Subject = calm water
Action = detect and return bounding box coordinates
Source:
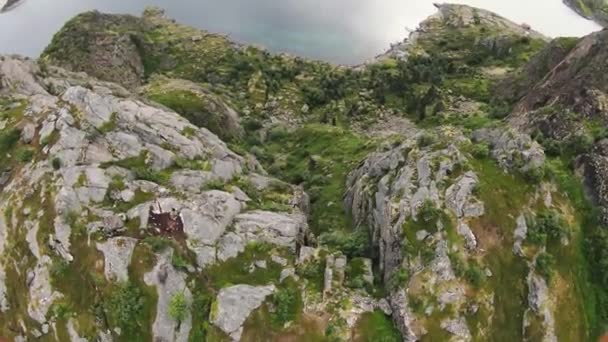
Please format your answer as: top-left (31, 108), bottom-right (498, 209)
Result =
top-left (0, 0), bottom-right (602, 65)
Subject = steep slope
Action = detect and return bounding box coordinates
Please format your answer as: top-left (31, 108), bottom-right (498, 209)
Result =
top-left (344, 126), bottom-right (591, 341)
top-left (565, 0), bottom-right (608, 26)
top-left (0, 55), bottom-right (340, 341)
top-left (2, 3), bottom-right (607, 342)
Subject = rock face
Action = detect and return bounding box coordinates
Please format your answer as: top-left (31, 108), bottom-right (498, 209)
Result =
top-left (509, 30), bottom-right (608, 137)
top-left (579, 139), bottom-right (608, 223)
top-left (0, 54), bottom-right (311, 340)
top-left (345, 129), bottom-right (481, 340)
top-left (211, 284), bottom-right (276, 341)
top-left (472, 127), bottom-right (545, 173)
top-left (564, 0), bottom-right (608, 26)
top-left (144, 250), bottom-right (193, 342)
top-left (96, 237), bottom-right (137, 282)
top-left (495, 37), bottom-right (580, 103)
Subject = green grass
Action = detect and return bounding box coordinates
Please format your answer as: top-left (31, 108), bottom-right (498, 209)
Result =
top-left (148, 89), bottom-right (229, 139)
top-left (467, 158), bottom-right (532, 341)
top-left (206, 243), bottom-right (286, 289)
top-left (255, 124), bottom-right (375, 236)
top-left (354, 310), bottom-right (402, 342)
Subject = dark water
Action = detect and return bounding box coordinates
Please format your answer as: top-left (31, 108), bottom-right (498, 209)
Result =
top-left (0, 0), bottom-right (601, 65)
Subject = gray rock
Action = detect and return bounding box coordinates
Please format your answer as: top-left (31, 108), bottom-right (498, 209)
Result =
top-left (102, 214), bottom-right (125, 235)
top-left (440, 317), bottom-right (472, 341)
top-left (144, 250), bottom-right (192, 342)
top-left (27, 256), bottom-right (63, 323)
top-left (170, 170), bottom-right (214, 193)
top-left (297, 246), bottom-right (316, 264)
top-left (67, 318), bottom-right (88, 342)
top-left (513, 214), bottom-right (528, 256)
top-left (416, 230), bottom-right (430, 241)
top-left (271, 255), bottom-right (288, 267)
top-left (234, 211), bottom-right (308, 251)
top-left (182, 191), bottom-right (242, 245)
top-left (526, 265), bottom-right (557, 342)
top-left (361, 258), bottom-right (375, 285)
top-left (445, 172), bottom-right (484, 218)
top-left (280, 268), bottom-right (296, 282)
top-left (21, 123), bottom-right (36, 144)
top-left (254, 260), bottom-right (267, 269)
top-left (217, 232), bottom-right (245, 262)
top-left (211, 284), bottom-right (275, 341)
top-left (96, 237), bottom-right (137, 282)
top-left (457, 221), bottom-right (478, 250)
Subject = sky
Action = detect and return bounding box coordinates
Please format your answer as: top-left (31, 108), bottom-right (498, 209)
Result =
top-left (0, 0), bottom-right (602, 64)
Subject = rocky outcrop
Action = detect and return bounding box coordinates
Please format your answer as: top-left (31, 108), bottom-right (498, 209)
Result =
top-left (143, 77), bottom-right (244, 141)
top-left (211, 284), bottom-right (276, 341)
top-left (509, 30), bottom-right (608, 135)
top-left (578, 139), bottom-right (608, 223)
top-left (472, 127), bottom-right (545, 173)
top-left (144, 250), bottom-right (193, 342)
top-left (345, 129), bottom-right (483, 340)
top-left (564, 0), bottom-right (608, 26)
top-left (233, 211), bottom-right (308, 251)
top-left (96, 237), bottom-right (137, 282)
top-left (495, 37), bottom-right (580, 103)
top-left (0, 54), bottom-right (313, 339)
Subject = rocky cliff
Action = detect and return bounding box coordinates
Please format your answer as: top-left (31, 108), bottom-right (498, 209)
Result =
top-left (0, 3), bottom-right (607, 342)
top-left (564, 0), bottom-right (608, 26)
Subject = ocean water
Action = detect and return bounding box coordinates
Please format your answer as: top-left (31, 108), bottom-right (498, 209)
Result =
top-left (0, 0), bottom-right (602, 64)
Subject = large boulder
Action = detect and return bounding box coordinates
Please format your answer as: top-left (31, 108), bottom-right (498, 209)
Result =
top-left (211, 284), bottom-right (276, 341)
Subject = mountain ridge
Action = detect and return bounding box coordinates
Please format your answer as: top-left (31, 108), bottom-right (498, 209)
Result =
top-left (0, 3), bottom-right (607, 341)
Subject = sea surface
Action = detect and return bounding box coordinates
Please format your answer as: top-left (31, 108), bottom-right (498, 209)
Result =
top-left (0, 0), bottom-right (602, 64)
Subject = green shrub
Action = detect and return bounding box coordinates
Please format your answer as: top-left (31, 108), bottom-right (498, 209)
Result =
top-left (171, 253), bottom-right (191, 271)
top-left (104, 283), bottom-right (145, 334)
top-left (51, 157), bottom-right (62, 170)
top-left (50, 301), bottom-right (72, 320)
top-left (16, 147), bottom-right (34, 163)
top-left (271, 284), bottom-right (301, 328)
top-left (168, 292), bottom-right (189, 324)
top-left (389, 268), bottom-right (410, 290)
top-left (417, 132), bottom-right (437, 147)
top-left (528, 211), bottom-right (569, 246)
top-left (268, 125), bottom-right (290, 142)
top-left (522, 165), bottom-right (546, 183)
top-left (50, 259), bottom-right (69, 283)
top-left (319, 229), bottom-right (369, 258)
top-left (132, 167), bottom-right (170, 184)
top-left (0, 128), bottom-right (20, 152)
top-left (535, 252), bottom-right (555, 282)
top-left (465, 265), bottom-right (486, 288)
top-left (143, 236), bottom-right (172, 252)
top-left (471, 143), bottom-right (490, 159)
top-left (181, 126), bottom-right (196, 137)
top-left (417, 200), bottom-right (442, 224)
